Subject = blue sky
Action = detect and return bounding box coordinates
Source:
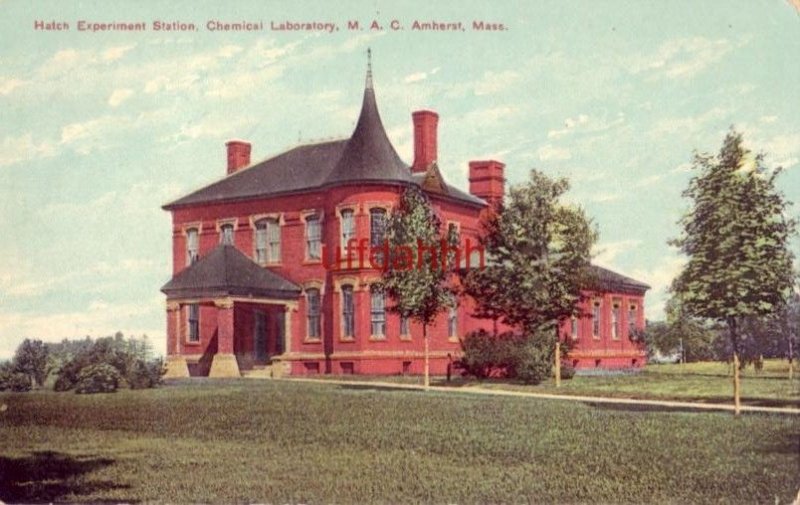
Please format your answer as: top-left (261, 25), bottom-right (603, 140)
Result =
top-left (1, 0), bottom-right (799, 359)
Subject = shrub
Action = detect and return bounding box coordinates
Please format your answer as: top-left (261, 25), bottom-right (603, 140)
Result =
top-left (514, 342), bottom-right (552, 385)
top-left (560, 362), bottom-right (576, 380)
top-left (126, 358), bottom-right (165, 389)
top-left (456, 330), bottom-right (524, 379)
top-left (75, 364), bottom-right (122, 394)
top-left (0, 362), bottom-right (33, 392)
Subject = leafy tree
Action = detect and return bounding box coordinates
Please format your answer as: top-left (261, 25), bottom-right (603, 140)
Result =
top-left (671, 129), bottom-right (797, 414)
top-left (12, 339), bottom-right (49, 388)
top-left (380, 186), bottom-right (457, 389)
top-left (462, 169), bottom-right (597, 384)
top-left (646, 298), bottom-right (720, 362)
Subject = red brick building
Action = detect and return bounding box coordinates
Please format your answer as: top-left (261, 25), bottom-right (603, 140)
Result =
top-left (161, 60), bottom-right (649, 378)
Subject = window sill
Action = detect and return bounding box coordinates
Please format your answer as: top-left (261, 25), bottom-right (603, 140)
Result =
top-left (368, 336), bottom-right (387, 342)
top-left (447, 336), bottom-right (459, 343)
top-left (302, 260), bottom-right (322, 266)
top-left (303, 338), bottom-right (322, 344)
top-left (260, 262), bottom-right (283, 267)
top-left (339, 336), bottom-right (356, 343)
top-left (399, 335), bottom-right (412, 342)
top-left (184, 341), bottom-right (201, 346)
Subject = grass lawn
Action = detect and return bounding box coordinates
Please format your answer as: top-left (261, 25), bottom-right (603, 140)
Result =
top-left (1, 379), bottom-right (798, 504)
top-left (319, 359), bottom-right (800, 408)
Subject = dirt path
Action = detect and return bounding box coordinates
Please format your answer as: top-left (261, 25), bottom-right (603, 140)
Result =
top-left (277, 377), bottom-right (800, 415)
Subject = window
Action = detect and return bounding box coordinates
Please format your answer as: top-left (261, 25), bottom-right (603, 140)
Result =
top-left (306, 288), bottom-right (321, 339)
top-left (612, 302), bottom-right (621, 340)
top-left (187, 304), bottom-right (199, 342)
top-left (592, 301), bottom-right (601, 338)
top-left (448, 307), bottom-right (458, 338)
top-left (186, 228), bottom-right (199, 266)
top-left (400, 316), bottom-right (410, 337)
top-left (220, 223), bottom-right (234, 245)
top-left (370, 208), bottom-right (387, 247)
top-left (570, 317), bottom-right (578, 340)
top-left (341, 285), bottom-right (355, 338)
top-left (370, 287), bottom-right (386, 337)
top-left (628, 304), bottom-right (637, 336)
top-left (306, 215), bottom-right (321, 260)
top-left (341, 209), bottom-right (356, 247)
top-left (255, 218), bottom-right (280, 264)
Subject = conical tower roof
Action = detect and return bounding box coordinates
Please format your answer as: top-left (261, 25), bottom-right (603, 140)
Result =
top-left (324, 51), bottom-right (413, 186)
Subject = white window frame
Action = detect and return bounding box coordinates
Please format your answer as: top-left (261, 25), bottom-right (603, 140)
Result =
top-left (370, 287), bottom-right (386, 338)
top-left (186, 303), bottom-right (200, 343)
top-left (341, 284), bottom-right (355, 339)
top-left (185, 227), bottom-right (199, 266)
top-left (305, 214), bottom-right (322, 261)
top-left (306, 288), bottom-right (321, 340)
top-left (592, 301), bottom-right (601, 339)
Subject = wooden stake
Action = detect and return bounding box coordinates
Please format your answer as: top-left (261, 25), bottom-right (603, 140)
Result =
top-left (733, 352), bottom-right (741, 416)
top-left (555, 340), bottom-right (561, 388)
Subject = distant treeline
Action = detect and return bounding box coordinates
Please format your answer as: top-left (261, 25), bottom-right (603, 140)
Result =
top-left (0, 332), bottom-right (165, 393)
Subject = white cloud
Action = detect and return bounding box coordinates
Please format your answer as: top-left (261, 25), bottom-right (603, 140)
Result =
top-left (761, 133), bottom-right (800, 169)
top-left (0, 298), bottom-right (166, 359)
top-left (759, 115), bottom-right (778, 124)
top-left (0, 77), bottom-right (25, 95)
top-left (108, 88), bottom-right (134, 107)
top-left (650, 107), bottom-right (728, 137)
top-left (59, 116), bottom-right (122, 153)
top-left (0, 133), bottom-right (56, 167)
top-left (101, 44), bottom-right (136, 62)
top-left (631, 37), bottom-right (734, 80)
top-left (404, 72), bottom-right (428, 83)
top-left (474, 70), bottom-right (520, 96)
top-left (537, 144), bottom-right (572, 161)
top-left (631, 255), bottom-right (687, 320)
top-left (593, 239), bottom-right (642, 267)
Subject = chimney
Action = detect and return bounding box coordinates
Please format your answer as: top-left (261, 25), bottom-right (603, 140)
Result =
top-left (226, 140), bottom-right (251, 175)
top-left (412, 110), bottom-right (438, 172)
top-left (468, 160), bottom-right (505, 206)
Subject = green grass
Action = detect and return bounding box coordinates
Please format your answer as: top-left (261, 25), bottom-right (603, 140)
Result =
top-left (320, 359), bottom-right (800, 408)
top-left (1, 379), bottom-right (798, 503)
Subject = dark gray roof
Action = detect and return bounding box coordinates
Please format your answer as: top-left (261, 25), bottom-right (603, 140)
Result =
top-left (589, 265), bottom-right (650, 294)
top-left (411, 173), bottom-right (485, 205)
top-left (161, 244), bottom-right (301, 300)
top-left (164, 140), bottom-right (348, 209)
top-left (163, 73), bottom-right (484, 210)
top-left (324, 84), bottom-right (413, 186)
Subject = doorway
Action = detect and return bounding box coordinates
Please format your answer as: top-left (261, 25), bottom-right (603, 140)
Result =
top-left (254, 310), bottom-right (268, 364)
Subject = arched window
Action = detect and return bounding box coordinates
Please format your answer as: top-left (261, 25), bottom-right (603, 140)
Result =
top-left (220, 223), bottom-right (234, 245)
top-left (611, 302), bottom-right (621, 340)
top-left (186, 228), bottom-right (199, 266)
top-left (255, 218), bottom-right (280, 264)
top-left (341, 209), bottom-right (356, 248)
top-left (370, 208), bottom-right (387, 247)
top-left (370, 287), bottom-right (386, 338)
top-left (448, 307), bottom-right (458, 338)
top-left (306, 215), bottom-right (322, 260)
top-left (341, 285), bottom-right (355, 338)
top-left (400, 316), bottom-right (410, 337)
top-left (592, 301), bottom-right (601, 339)
top-left (306, 288), bottom-right (321, 339)
top-left (187, 304), bottom-right (200, 342)
top-left (628, 304), bottom-right (638, 336)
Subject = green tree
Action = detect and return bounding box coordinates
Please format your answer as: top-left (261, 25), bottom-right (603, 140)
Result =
top-left (12, 339), bottom-right (49, 387)
top-left (462, 169), bottom-right (597, 384)
top-left (647, 297), bottom-right (720, 362)
top-left (380, 186), bottom-right (457, 389)
top-left (671, 129), bottom-right (797, 414)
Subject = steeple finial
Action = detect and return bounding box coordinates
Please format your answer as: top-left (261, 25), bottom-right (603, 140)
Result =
top-left (366, 47), bottom-right (373, 89)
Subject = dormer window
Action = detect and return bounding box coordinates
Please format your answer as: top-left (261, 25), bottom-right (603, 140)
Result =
top-left (220, 223), bottom-right (234, 245)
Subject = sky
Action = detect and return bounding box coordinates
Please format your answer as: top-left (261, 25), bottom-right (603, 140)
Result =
top-left (1, 0), bottom-right (799, 359)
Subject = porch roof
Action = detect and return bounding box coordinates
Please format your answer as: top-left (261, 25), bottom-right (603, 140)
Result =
top-left (161, 244), bottom-right (302, 300)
